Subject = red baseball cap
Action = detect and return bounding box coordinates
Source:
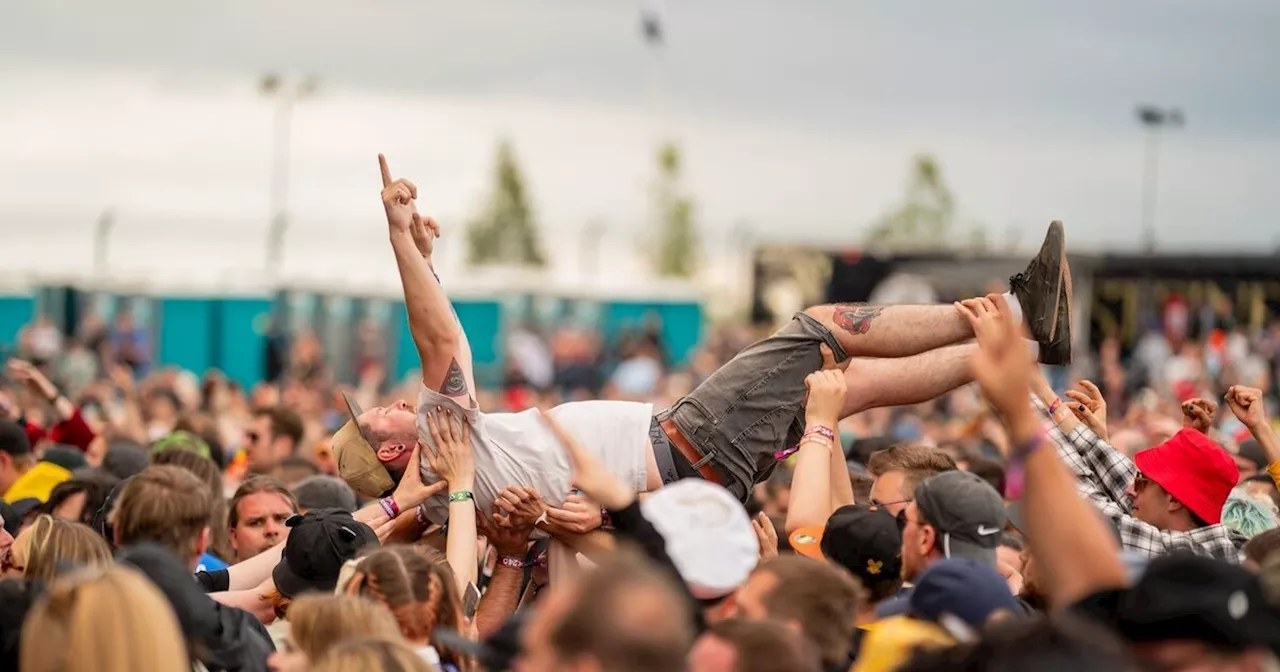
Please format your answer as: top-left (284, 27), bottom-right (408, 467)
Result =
top-left (1134, 428), bottom-right (1236, 525)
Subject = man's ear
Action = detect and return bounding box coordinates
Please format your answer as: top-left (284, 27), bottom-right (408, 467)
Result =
top-left (376, 443), bottom-right (406, 463)
top-left (920, 525), bottom-right (938, 558)
top-left (196, 527), bottom-right (210, 559)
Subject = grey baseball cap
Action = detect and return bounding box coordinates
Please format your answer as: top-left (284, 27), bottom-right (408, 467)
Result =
top-left (914, 470), bottom-right (1006, 567)
top-left (293, 475), bottom-right (360, 513)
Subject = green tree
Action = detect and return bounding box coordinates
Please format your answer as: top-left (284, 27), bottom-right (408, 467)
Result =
top-left (865, 155), bottom-right (956, 251)
top-left (650, 142), bottom-right (699, 277)
top-left (467, 140), bottom-right (547, 267)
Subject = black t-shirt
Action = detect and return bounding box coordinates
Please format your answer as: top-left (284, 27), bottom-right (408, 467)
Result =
top-left (195, 568), bottom-right (231, 594)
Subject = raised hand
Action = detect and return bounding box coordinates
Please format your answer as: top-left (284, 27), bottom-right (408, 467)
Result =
top-left (6, 359), bottom-right (56, 400)
top-left (956, 295), bottom-right (1010, 349)
top-left (541, 411), bottom-right (633, 511)
top-left (410, 209), bottom-right (441, 259)
top-left (378, 154), bottom-right (422, 236)
top-left (544, 493), bottom-right (604, 535)
top-left (968, 295), bottom-right (1035, 423)
top-left (753, 512), bottom-right (779, 560)
top-left (493, 486), bottom-right (546, 530)
top-left (1066, 380), bottom-right (1109, 440)
top-left (1226, 385), bottom-right (1268, 431)
top-left (478, 505), bottom-right (534, 557)
top-left (1181, 397), bottom-right (1218, 435)
top-left (804, 345), bottom-right (848, 426)
top-left (425, 408), bottom-right (476, 493)
top-left (391, 443), bottom-right (449, 513)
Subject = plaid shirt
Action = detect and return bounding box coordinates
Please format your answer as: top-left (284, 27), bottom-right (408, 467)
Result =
top-left (1032, 397), bottom-right (1245, 563)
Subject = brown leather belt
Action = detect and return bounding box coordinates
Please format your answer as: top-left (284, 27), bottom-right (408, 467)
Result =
top-left (659, 417), bottom-right (724, 486)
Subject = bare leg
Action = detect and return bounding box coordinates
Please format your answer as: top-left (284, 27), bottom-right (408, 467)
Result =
top-left (804, 303), bottom-right (973, 360)
top-left (839, 343), bottom-right (976, 417)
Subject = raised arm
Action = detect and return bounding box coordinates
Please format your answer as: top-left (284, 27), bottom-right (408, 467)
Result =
top-left (378, 154), bottom-right (477, 404)
top-left (785, 345), bottom-right (849, 535)
top-left (1227, 386), bottom-right (1280, 469)
top-left (960, 296), bottom-right (1126, 607)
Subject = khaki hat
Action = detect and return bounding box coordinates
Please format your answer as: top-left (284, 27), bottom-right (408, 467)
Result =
top-left (333, 392), bottom-right (395, 499)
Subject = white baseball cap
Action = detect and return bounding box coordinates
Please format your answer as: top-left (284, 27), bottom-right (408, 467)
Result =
top-left (640, 479), bottom-right (758, 600)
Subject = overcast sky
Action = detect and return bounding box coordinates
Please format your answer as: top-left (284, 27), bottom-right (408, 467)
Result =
top-left (1, 0), bottom-right (1277, 286)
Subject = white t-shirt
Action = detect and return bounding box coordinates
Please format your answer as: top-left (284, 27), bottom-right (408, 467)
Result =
top-left (415, 386), bottom-right (652, 525)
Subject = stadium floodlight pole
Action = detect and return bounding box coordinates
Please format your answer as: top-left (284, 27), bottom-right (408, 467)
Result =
top-left (262, 74), bottom-right (318, 278)
top-left (1136, 105), bottom-right (1184, 255)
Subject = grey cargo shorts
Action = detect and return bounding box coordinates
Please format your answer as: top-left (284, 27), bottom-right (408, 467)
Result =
top-left (657, 312), bottom-right (849, 501)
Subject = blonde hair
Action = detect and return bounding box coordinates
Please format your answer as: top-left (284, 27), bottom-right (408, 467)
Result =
top-left (20, 564), bottom-right (189, 672)
top-left (286, 594), bottom-right (404, 662)
top-left (312, 637), bottom-right (435, 672)
top-left (344, 545), bottom-right (467, 669)
top-left (11, 515), bottom-right (112, 582)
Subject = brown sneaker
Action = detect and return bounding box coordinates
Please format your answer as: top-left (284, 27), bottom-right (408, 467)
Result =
top-left (1009, 221), bottom-right (1072, 365)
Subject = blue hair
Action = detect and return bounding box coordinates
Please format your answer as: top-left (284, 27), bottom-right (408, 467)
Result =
top-left (1221, 489), bottom-right (1279, 539)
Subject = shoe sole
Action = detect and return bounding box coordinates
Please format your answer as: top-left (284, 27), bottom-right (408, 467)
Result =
top-left (1041, 221), bottom-right (1065, 343)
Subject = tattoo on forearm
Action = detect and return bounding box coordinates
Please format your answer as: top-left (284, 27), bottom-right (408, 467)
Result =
top-left (832, 303), bottom-right (884, 336)
top-left (440, 358), bottom-right (469, 396)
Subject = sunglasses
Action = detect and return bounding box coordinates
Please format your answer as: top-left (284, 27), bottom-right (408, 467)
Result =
top-left (1134, 473), bottom-right (1153, 492)
top-left (870, 498), bottom-right (913, 530)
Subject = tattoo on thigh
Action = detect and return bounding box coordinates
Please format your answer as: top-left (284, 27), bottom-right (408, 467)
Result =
top-left (832, 303), bottom-right (884, 336)
top-left (440, 358), bottom-right (469, 396)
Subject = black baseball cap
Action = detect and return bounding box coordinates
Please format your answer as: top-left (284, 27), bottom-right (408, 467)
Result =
top-left (790, 504), bottom-right (903, 595)
top-left (915, 471), bottom-right (1005, 566)
top-left (272, 508), bottom-right (378, 598)
top-left (0, 421), bottom-right (31, 458)
top-left (1114, 553), bottom-right (1280, 653)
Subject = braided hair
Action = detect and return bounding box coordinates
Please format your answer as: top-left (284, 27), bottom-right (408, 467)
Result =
top-left (345, 545), bottom-right (469, 671)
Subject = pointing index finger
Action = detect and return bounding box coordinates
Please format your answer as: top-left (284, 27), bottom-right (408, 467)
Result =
top-left (378, 154), bottom-right (393, 188)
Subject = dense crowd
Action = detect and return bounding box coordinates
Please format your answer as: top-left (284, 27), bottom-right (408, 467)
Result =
top-left (1, 155), bottom-right (1280, 672)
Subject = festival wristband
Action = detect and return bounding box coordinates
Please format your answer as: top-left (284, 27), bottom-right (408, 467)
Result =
top-left (1010, 432), bottom-right (1046, 463)
top-left (1004, 464), bottom-right (1025, 501)
top-left (449, 491), bottom-right (475, 504)
top-left (797, 436), bottom-right (833, 453)
top-left (379, 496), bottom-right (400, 519)
top-left (803, 425), bottom-right (836, 441)
top-left (498, 555), bottom-right (528, 570)
top-left (1048, 398), bottom-right (1061, 416)
top-left (415, 505), bottom-right (428, 527)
